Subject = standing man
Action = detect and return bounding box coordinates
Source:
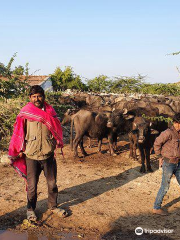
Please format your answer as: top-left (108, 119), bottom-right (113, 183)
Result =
top-left (9, 85), bottom-right (68, 221)
top-left (153, 113), bottom-right (180, 215)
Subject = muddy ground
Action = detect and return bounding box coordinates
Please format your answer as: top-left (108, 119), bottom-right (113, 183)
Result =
top-left (1, 137), bottom-right (180, 240)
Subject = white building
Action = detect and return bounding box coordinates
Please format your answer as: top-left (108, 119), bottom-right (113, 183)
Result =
top-left (0, 75), bottom-right (54, 92)
top-left (27, 76), bottom-right (53, 92)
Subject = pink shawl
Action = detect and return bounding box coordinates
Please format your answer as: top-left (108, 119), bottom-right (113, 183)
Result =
top-left (8, 102), bottom-right (63, 179)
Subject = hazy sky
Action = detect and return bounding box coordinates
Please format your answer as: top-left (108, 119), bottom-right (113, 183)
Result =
top-left (0, 0), bottom-right (180, 83)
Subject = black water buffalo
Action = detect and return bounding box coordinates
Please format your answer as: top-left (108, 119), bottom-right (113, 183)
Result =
top-left (71, 109), bottom-right (133, 158)
top-left (62, 109), bottom-right (92, 150)
top-left (61, 109), bottom-right (78, 125)
top-left (128, 116), bottom-right (159, 173)
top-left (113, 99), bottom-right (176, 117)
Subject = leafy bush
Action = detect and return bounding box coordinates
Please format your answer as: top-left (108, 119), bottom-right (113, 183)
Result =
top-left (142, 114), bottom-right (173, 123)
top-left (140, 83), bottom-right (180, 96)
top-left (87, 75), bottom-right (112, 93)
top-left (0, 54), bottom-right (30, 101)
top-left (110, 75), bottom-right (145, 93)
top-left (0, 93), bottom-right (71, 150)
top-left (0, 98), bottom-right (28, 150)
top-left (51, 66), bottom-right (87, 91)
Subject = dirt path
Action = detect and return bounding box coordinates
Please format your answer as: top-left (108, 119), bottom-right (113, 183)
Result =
top-left (0, 139), bottom-right (180, 239)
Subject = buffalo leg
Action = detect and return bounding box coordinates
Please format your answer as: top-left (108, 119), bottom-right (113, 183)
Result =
top-left (97, 138), bottom-right (102, 152)
top-left (108, 134), bottom-right (117, 156)
top-left (129, 140), bottom-right (134, 158)
top-left (88, 137), bottom-right (92, 148)
top-left (129, 132), bottom-right (138, 160)
top-left (145, 148), bottom-right (153, 172)
top-left (79, 140), bottom-right (88, 156)
top-left (130, 142), bottom-right (138, 160)
top-left (133, 143), bottom-right (138, 160)
top-left (113, 133), bottom-right (118, 151)
top-left (139, 145), bottom-right (146, 173)
top-left (133, 134), bottom-right (138, 160)
top-left (73, 134), bottom-right (83, 158)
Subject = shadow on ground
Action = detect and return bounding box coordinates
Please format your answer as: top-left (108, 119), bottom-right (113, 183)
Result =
top-left (0, 164), bottom-right (157, 229)
top-left (102, 206), bottom-right (180, 240)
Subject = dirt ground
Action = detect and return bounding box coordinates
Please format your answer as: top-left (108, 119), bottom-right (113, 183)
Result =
top-left (1, 137), bottom-right (180, 240)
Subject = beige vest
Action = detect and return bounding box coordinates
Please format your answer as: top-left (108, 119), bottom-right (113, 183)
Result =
top-left (24, 120), bottom-right (56, 160)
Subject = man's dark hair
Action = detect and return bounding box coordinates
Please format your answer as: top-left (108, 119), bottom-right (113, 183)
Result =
top-left (173, 113), bottom-right (180, 123)
top-left (29, 85), bottom-right (45, 97)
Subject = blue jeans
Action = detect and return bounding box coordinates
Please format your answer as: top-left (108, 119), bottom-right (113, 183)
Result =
top-left (154, 161), bottom-right (180, 209)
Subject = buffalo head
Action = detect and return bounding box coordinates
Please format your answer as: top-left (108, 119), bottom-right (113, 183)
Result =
top-left (61, 108), bottom-right (78, 125)
top-left (133, 117), bottom-right (159, 143)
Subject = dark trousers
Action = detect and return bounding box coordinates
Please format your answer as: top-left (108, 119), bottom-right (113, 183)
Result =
top-left (26, 155), bottom-right (58, 210)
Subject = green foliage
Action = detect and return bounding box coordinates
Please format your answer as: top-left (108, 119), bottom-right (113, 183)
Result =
top-left (87, 75), bottom-right (112, 93)
top-left (0, 92), bottom-right (72, 150)
top-left (168, 51), bottom-right (180, 56)
top-left (0, 54), bottom-right (30, 100)
top-left (142, 114), bottom-right (173, 123)
top-left (51, 66), bottom-right (87, 91)
top-left (13, 65), bottom-right (25, 75)
top-left (110, 75), bottom-right (145, 93)
top-left (0, 63), bottom-right (7, 75)
top-left (1, 53), bottom-right (180, 102)
top-left (25, 63), bottom-right (29, 76)
top-left (6, 53), bottom-right (17, 77)
top-left (0, 78), bottom-right (16, 99)
top-left (0, 98), bottom-right (28, 150)
top-left (50, 67), bottom-right (63, 91)
top-left (140, 83), bottom-right (180, 96)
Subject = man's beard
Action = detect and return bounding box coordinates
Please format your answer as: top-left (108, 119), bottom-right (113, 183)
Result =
top-left (34, 101), bottom-right (43, 108)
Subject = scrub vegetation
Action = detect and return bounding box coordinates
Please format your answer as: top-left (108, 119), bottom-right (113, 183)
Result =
top-left (0, 54), bottom-right (180, 150)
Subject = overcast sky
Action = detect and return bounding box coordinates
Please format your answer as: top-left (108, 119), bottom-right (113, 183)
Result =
top-left (0, 0), bottom-right (180, 83)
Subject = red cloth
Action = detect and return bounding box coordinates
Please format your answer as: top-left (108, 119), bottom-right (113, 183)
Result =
top-left (8, 102), bottom-right (63, 179)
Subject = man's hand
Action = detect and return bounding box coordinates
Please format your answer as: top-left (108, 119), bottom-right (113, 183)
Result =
top-left (18, 152), bottom-right (24, 158)
top-left (159, 158), bottom-right (163, 168)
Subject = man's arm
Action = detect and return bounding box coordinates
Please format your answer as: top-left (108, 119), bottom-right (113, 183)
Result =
top-left (154, 129), bottom-right (171, 167)
top-left (19, 119), bottom-right (27, 158)
top-left (154, 129), bottom-right (171, 156)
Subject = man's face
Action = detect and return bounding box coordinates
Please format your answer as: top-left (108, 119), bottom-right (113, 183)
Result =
top-left (29, 93), bottom-right (45, 109)
top-left (173, 122), bottom-right (180, 132)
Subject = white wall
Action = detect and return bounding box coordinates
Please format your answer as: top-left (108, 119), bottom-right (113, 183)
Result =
top-left (40, 78), bottom-right (53, 92)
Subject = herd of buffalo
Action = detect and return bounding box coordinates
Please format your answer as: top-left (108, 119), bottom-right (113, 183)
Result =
top-left (60, 92), bottom-right (180, 173)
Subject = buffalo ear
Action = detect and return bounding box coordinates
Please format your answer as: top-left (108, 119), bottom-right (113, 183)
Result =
top-left (132, 122), bottom-right (137, 130)
top-left (124, 114), bottom-right (134, 120)
top-left (123, 108), bottom-right (128, 115)
top-left (150, 129), bottom-right (159, 135)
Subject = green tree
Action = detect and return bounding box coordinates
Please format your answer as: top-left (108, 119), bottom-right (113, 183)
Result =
top-left (51, 66), bottom-right (87, 91)
top-left (51, 67), bottom-right (63, 91)
top-left (110, 75), bottom-right (144, 93)
top-left (0, 63), bottom-right (7, 75)
top-left (0, 54), bottom-right (29, 100)
top-left (62, 66), bottom-right (74, 90)
top-left (68, 75), bottom-right (87, 90)
top-left (140, 83), bottom-right (180, 96)
top-left (87, 75), bottom-right (112, 93)
top-left (13, 65), bottom-right (25, 75)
